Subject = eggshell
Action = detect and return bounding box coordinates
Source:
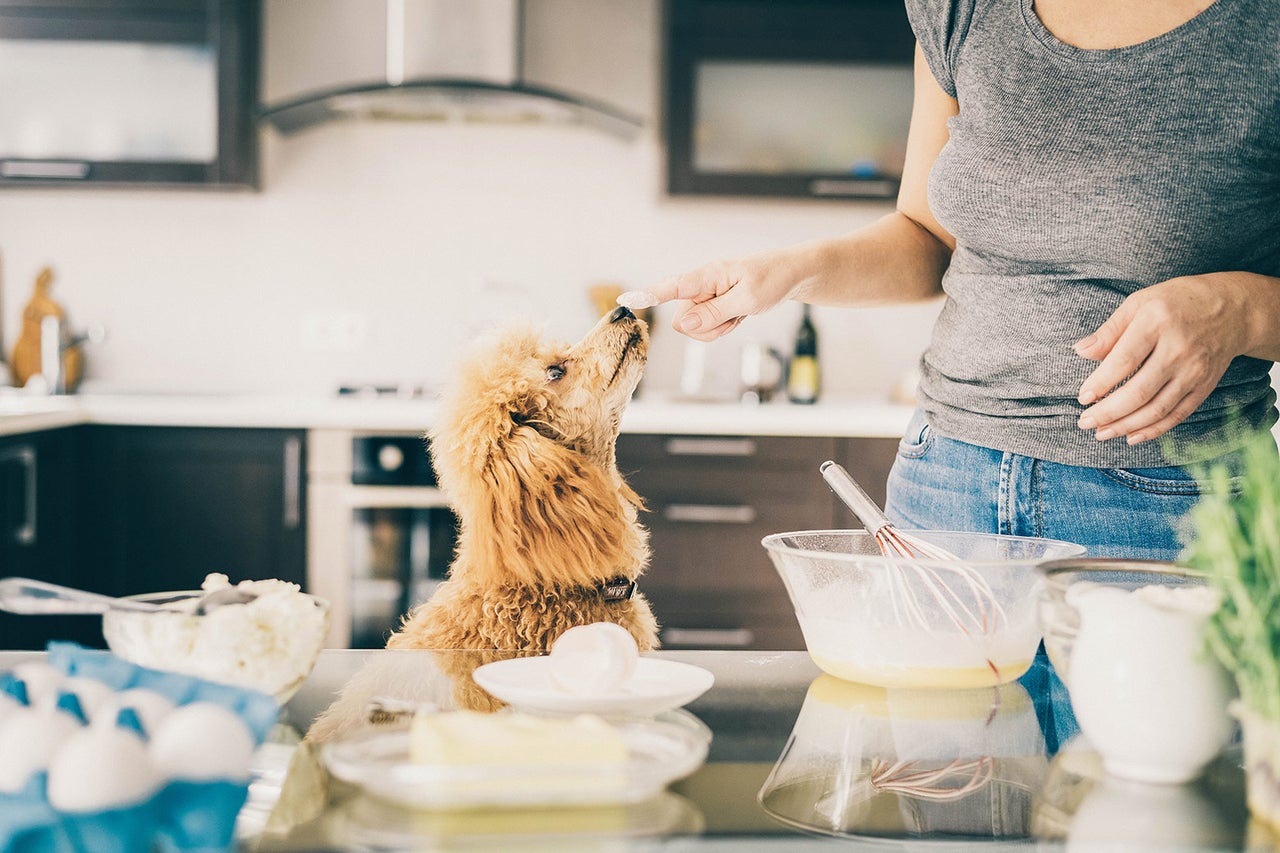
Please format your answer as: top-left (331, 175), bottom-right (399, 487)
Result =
top-left (56, 677), bottom-right (115, 719)
top-left (149, 702), bottom-right (255, 781)
top-left (0, 706), bottom-right (82, 793)
top-left (47, 726), bottom-right (161, 813)
top-left (11, 661), bottom-right (63, 706)
top-left (547, 622), bottom-right (640, 694)
top-left (92, 688), bottom-right (175, 736)
top-left (37, 677), bottom-right (115, 723)
top-left (0, 691), bottom-right (22, 722)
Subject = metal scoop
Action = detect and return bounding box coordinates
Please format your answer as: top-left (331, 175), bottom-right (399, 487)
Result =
top-left (0, 577), bottom-right (257, 616)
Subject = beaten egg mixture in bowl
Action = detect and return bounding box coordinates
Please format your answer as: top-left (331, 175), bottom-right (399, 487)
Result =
top-left (763, 530), bottom-right (1085, 689)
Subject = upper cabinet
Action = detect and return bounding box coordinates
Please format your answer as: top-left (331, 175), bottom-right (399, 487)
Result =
top-left (0, 0), bottom-right (260, 188)
top-left (664, 0), bottom-right (915, 200)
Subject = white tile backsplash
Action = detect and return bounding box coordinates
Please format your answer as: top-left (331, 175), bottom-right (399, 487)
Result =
top-left (0, 122), bottom-right (939, 399)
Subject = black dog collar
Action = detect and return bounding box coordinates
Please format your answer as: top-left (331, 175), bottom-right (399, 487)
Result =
top-left (600, 577), bottom-right (636, 603)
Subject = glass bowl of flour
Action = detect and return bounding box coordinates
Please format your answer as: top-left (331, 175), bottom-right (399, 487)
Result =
top-left (102, 573), bottom-right (330, 703)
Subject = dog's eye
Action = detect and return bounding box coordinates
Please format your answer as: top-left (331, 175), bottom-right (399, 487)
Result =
top-left (545, 364), bottom-right (566, 382)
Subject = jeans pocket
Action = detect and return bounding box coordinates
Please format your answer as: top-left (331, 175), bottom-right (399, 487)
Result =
top-left (1101, 465), bottom-right (1239, 497)
top-left (897, 409), bottom-right (934, 460)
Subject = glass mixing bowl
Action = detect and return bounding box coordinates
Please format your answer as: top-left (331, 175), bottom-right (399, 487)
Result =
top-left (763, 529), bottom-right (1085, 689)
top-left (102, 589), bottom-right (330, 704)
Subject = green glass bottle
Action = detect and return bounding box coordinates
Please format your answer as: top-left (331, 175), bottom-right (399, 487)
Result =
top-left (787, 305), bottom-right (820, 405)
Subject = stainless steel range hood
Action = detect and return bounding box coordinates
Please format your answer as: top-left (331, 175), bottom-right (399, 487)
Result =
top-left (259, 0), bottom-right (645, 140)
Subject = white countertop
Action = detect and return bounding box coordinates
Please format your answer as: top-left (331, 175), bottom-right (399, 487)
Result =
top-left (0, 392), bottom-right (915, 439)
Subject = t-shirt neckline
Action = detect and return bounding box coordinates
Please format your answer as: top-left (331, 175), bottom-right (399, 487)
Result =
top-left (1020, 0), bottom-right (1234, 61)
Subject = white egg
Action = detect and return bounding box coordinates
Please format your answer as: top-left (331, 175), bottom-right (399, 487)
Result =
top-left (0, 706), bottom-right (82, 794)
top-left (11, 661), bottom-right (63, 706)
top-left (47, 726), bottom-right (161, 813)
top-left (149, 702), bottom-right (256, 781)
top-left (0, 691), bottom-right (22, 722)
top-left (36, 676), bottom-right (114, 723)
top-left (92, 688), bottom-right (175, 736)
top-left (547, 622), bottom-right (640, 694)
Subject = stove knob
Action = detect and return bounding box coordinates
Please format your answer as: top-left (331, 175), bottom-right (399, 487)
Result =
top-left (377, 443), bottom-right (405, 472)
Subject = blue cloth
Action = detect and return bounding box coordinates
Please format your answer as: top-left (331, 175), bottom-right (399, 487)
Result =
top-left (884, 408), bottom-right (1254, 560)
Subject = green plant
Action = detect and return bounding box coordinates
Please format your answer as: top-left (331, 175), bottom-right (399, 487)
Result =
top-left (1182, 429), bottom-right (1280, 722)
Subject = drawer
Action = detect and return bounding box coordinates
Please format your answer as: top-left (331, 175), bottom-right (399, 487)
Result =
top-left (650, 600), bottom-right (805, 651)
top-left (639, 489), bottom-right (835, 587)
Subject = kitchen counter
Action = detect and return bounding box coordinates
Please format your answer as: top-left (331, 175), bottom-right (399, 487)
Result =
top-left (1, 648), bottom-right (1260, 850)
top-left (0, 391), bottom-right (915, 438)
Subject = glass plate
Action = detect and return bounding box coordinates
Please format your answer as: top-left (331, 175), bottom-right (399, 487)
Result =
top-left (321, 711), bottom-right (711, 810)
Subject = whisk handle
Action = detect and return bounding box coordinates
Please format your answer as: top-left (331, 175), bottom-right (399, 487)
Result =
top-left (820, 460), bottom-right (892, 534)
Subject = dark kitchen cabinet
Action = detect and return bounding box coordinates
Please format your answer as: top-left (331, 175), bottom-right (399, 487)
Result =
top-left (83, 426), bottom-right (306, 597)
top-left (0, 426), bottom-right (102, 650)
top-left (618, 433), bottom-right (898, 650)
top-left (0, 0), bottom-right (260, 188)
top-left (664, 0), bottom-right (916, 200)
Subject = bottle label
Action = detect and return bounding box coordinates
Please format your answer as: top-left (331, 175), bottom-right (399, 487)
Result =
top-left (788, 357), bottom-right (820, 403)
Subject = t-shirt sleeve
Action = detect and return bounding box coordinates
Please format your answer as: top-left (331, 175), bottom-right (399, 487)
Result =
top-left (904, 0), bottom-right (976, 99)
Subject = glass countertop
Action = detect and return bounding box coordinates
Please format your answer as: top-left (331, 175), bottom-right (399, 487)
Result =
top-left (0, 647), bottom-right (1263, 850)
top-left (197, 648), bottom-right (1263, 851)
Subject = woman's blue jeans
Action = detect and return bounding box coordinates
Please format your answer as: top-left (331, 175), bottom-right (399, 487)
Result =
top-left (883, 409), bottom-right (1249, 560)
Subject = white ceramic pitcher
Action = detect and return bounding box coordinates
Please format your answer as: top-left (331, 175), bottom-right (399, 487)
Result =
top-left (1066, 583), bottom-right (1234, 784)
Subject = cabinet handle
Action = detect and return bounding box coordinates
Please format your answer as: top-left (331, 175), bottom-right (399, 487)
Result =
top-left (1, 160), bottom-right (91, 180)
top-left (1, 446), bottom-right (37, 547)
top-left (809, 178), bottom-right (897, 198)
top-left (662, 503), bottom-right (756, 524)
top-left (283, 436), bottom-right (302, 530)
top-left (663, 627), bottom-right (754, 648)
top-left (664, 438), bottom-right (757, 457)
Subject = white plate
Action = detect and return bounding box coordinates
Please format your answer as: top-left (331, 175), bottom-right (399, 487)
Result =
top-left (473, 656), bottom-right (715, 716)
top-left (322, 712), bottom-right (710, 810)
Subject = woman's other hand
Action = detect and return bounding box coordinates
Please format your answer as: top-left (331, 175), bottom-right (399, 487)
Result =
top-left (1074, 272), bottom-right (1280, 445)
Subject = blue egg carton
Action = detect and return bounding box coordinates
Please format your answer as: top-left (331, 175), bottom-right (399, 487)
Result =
top-left (0, 643), bottom-right (282, 853)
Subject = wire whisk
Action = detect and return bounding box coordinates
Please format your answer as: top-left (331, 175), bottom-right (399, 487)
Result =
top-left (819, 461), bottom-right (1008, 636)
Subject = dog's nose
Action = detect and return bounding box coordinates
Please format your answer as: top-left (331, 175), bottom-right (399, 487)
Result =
top-left (608, 305), bottom-right (635, 323)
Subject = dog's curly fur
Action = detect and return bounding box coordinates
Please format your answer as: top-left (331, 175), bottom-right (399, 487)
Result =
top-left (387, 308), bottom-right (659, 659)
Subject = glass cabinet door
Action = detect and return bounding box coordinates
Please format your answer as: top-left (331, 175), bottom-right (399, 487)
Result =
top-left (0, 0), bottom-right (258, 187)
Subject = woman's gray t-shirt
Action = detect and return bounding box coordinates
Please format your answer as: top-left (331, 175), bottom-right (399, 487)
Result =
top-left (905, 0), bottom-right (1280, 467)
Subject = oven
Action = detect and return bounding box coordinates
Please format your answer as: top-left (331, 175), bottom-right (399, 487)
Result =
top-left (307, 428), bottom-right (457, 648)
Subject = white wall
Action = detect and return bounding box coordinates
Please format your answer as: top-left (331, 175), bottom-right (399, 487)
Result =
top-left (0, 122), bottom-right (941, 399)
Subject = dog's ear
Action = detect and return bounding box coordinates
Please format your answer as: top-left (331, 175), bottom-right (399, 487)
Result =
top-left (469, 424), bottom-right (641, 588)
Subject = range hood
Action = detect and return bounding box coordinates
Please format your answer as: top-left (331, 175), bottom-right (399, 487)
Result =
top-left (259, 0), bottom-right (645, 140)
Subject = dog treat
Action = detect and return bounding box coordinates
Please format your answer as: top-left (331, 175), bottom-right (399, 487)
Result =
top-left (409, 710), bottom-right (627, 769)
top-left (615, 290), bottom-right (659, 310)
top-left (547, 622), bottom-right (639, 694)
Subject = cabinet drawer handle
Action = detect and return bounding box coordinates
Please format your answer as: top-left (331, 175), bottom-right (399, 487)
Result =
top-left (1, 160), bottom-right (90, 180)
top-left (283, 436), bottom-right (302, 530)
top-left (663, 627), bottom-right (754, 648)
top-left (1, 446), bottom-right (37, 546)
top-left (662, 504), bottom-right (756, 524)
top-left (664, 438), bottom-right (757, 457)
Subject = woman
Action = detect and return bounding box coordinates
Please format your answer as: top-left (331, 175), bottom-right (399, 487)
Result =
top-left (623, 0), bottom-right (1280, 559)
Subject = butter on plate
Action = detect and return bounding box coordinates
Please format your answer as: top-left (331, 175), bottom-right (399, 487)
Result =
top-left (409, 709), bottom-right (628, 769)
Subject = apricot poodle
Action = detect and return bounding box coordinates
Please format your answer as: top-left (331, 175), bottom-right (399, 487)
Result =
top-left (387, 306), bottom-right (659, 657)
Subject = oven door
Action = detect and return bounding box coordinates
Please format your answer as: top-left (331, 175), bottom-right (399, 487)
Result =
top-left (349, 504), bottom-right (455, 648)
top-left (307, 429), bottom-right (457, 648)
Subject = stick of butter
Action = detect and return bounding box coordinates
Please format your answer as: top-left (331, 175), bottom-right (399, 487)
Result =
top-left (409, 710), bottom-right (628, 769)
